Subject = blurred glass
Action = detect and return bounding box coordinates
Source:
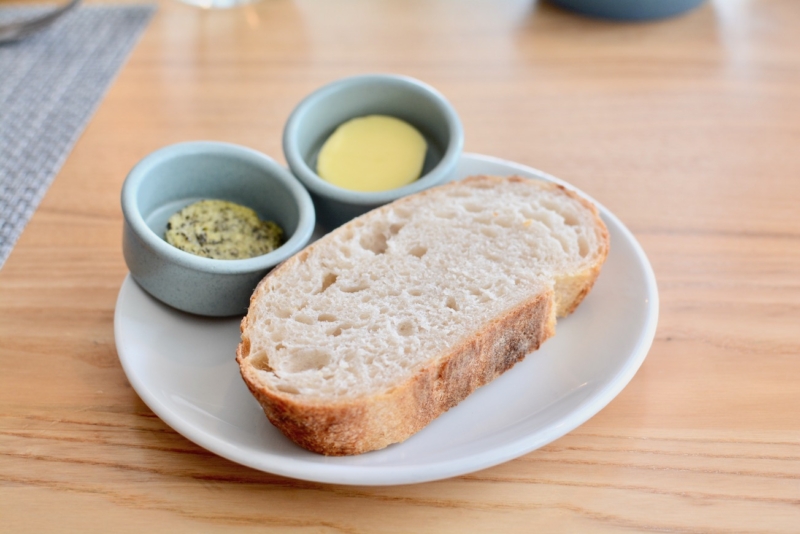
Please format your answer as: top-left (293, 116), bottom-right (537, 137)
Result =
top-left (176, 0), bottom-right (261, 10)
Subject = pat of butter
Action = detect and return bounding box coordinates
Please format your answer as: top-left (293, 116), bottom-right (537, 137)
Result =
top-left (317, 115), bottom-right (427, 192)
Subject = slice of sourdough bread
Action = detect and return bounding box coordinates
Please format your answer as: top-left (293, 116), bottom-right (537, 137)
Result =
top-left (236, 175), bottom-right (609, 455)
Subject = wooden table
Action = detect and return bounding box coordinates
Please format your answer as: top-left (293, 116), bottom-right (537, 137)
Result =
top-left (2, 0), bottom-right (798, 531)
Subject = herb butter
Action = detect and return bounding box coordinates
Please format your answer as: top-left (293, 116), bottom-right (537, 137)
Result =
top-left (165, 200), bottom-right (283, 260)
top-left (316, 115), bottom-right (427, 192)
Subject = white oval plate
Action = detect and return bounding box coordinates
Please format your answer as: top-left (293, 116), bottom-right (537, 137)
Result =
top-left (114, 153), bottom-right (658, 486)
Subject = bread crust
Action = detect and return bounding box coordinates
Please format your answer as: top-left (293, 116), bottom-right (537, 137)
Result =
top-left (236, 175), bottom-right (609, 455)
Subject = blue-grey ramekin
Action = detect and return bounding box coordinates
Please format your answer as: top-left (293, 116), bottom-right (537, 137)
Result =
top-left (283, 74), bottom-right (464, 228)
top-left (121, 141), bottom-right (315, 317)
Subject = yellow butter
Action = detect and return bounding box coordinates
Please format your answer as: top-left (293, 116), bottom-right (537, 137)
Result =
top-left (317, 115), bottom-right (427, 192)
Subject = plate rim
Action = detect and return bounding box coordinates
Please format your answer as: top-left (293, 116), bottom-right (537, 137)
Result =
top-left (114, 152), bottom-right (659, 485)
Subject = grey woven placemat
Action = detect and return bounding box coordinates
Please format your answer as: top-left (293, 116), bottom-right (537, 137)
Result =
top-left (0, 3), bottom-right (156, 269)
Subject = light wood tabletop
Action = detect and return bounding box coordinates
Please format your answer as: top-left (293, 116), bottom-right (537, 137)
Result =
top-left (2, 0), bottom-right (799, 531)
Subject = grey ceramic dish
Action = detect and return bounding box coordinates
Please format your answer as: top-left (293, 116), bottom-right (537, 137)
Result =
top-left (121, 141), bottom-right (315, 317)
top-left (283, 74), bottom-right (464, 228)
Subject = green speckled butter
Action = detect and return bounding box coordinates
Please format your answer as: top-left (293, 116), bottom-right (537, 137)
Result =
top-left (165, 200), bottom-right (283, 260)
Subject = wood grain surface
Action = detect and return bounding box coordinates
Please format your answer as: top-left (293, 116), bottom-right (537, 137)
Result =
top-left (1, 0), bottom-right (799, 531)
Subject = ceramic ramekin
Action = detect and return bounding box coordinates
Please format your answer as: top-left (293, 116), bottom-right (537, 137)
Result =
top-left (283, 74), bottom-right (464, 228)
top-left (121, 141), bottom-right (315, 317)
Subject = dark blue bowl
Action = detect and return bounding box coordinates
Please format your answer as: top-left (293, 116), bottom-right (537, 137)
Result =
top-left (549, 0), bottom-right (706, 21)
